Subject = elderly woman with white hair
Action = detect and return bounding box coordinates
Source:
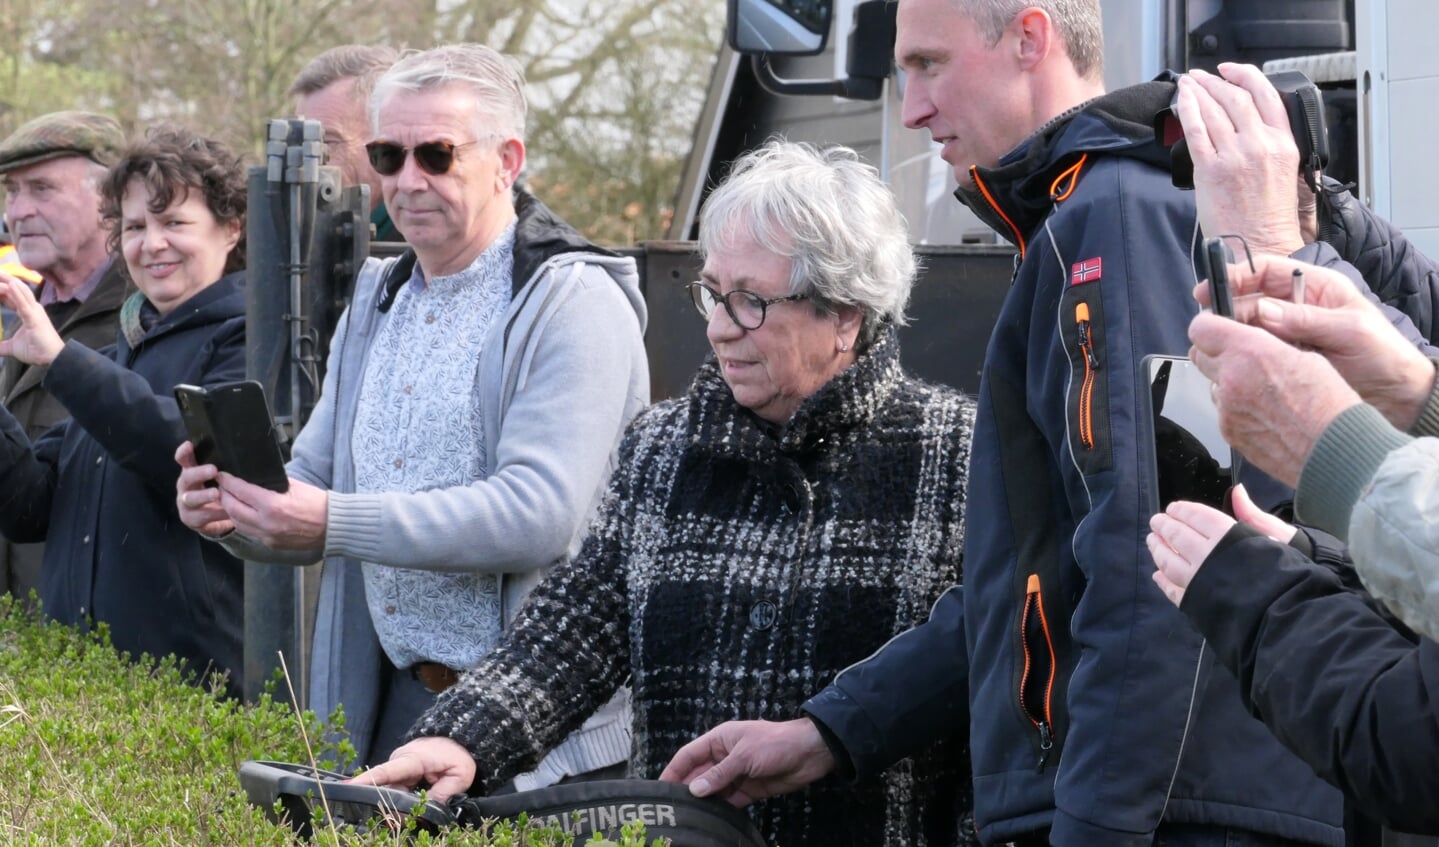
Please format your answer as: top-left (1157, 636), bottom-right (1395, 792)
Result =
top-left (360, 139), bottom-right (978, 846)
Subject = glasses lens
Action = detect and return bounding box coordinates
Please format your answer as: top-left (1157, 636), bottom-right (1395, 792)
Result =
top-left (690, 283), bottom-right (717, 319)
top-left (366, 142), bottom-right (405, 176)
top-left (732, 291), bottom-right (766, 329)
top-left (413, 142), bottom-right (457, 175)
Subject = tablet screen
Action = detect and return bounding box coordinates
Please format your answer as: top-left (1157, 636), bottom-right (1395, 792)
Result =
top-left (1146, 356), bottom-right (1232, 510)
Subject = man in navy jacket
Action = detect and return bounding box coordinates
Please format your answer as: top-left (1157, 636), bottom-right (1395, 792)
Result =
top-left (664, 2), bottom-right (1350, 844)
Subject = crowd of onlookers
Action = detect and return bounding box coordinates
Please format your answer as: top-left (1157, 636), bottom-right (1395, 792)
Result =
top-left (3, 1), bottom-right (1439, 845)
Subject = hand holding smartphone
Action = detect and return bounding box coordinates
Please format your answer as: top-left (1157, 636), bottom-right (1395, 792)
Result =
top-left (175, 380), bottom-right (290, 492)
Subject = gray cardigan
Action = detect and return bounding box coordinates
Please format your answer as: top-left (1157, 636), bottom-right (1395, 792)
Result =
top-left (226, 230), bottom-right (648, 766)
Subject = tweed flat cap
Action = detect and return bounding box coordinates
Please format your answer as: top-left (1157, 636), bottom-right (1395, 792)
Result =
top-left (0, 111), bottom-right (124, 174)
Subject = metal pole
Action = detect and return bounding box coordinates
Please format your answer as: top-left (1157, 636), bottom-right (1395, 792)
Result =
top-left (242, 119), bottom-right (321, 704)
top-left (241, 118), bottom-right (368, 706)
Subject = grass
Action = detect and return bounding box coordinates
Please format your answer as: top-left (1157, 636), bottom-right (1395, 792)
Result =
top-left (0, 594), bottom-right (658, 846)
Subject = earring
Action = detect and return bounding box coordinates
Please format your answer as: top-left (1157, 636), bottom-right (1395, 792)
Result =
top-left (839, 340), bottom-right (850, 353)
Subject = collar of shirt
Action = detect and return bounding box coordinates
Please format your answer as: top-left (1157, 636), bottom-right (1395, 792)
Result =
top-left (39, 255), bottom-right (113, 306)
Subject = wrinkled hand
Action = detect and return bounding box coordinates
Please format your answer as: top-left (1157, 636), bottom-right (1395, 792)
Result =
top-left (174, 441), bottom-right (236, 537)
top-left (349, 737), bottom-right (477, 804)
top-left (1149, 484), bottom-right (1296, 606)
top-left (0, 272), bottom-right (64, 365)
top-left (215, 472), bottom-right (325, 551)
top-left (1189, 311), bottom-right (1361, 487)
top-left (1196, 254), bottom-right (1434, 428)
top-left (659, 718), bottom-right (836, 808)
top-left (1177, 63), bottom-right (1305, 257)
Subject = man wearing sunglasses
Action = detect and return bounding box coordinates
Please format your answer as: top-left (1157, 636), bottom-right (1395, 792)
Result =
top-left (176, 43), bottom-right (649, 781)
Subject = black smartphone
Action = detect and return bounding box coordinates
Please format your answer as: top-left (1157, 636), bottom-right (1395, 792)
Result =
top-left (1142, 354), bottom-right (1234, 512)
top-left (174, 380), bottom-right (290, 492)
top-left (1203, 237), bottom-right (1234, 319)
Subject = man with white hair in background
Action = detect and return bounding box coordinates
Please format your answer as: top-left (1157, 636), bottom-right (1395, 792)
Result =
top-left (177, 44), bottom-right (649, 777)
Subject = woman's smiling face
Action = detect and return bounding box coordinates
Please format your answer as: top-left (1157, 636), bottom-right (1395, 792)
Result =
top-left (119, 178), bottom-right (239, 315)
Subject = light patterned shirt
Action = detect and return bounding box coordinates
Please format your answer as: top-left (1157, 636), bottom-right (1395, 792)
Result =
top-left (352, 225), bottom-right (516, 669)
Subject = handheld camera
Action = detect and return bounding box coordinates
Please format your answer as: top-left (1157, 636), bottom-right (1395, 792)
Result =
top-left (1155, 69), bottom-right (1329, 193)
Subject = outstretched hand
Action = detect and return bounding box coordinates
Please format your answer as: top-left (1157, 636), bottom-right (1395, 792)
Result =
top-left (1189, 310), bottom-right (1359, 487)
top-left (214, 472), bottom-right (325, 551)
top-left (1149, 484), bottom-right (1297, 606)
top-left (0, 272), bottom-right (64, 365)
top-left (659, 718), bottom-right (836, 808)
top-left (1195, 254), bottom-right (1434, 430)
top-left (1175, 63), bottom-right (1307, 257)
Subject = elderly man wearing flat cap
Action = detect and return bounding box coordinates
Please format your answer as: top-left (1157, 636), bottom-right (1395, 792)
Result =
top-left (0, 111), bottom-right (130, 600)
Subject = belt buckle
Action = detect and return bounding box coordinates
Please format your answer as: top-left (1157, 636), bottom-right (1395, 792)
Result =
top-left (412, 662), bottom-right (459, 693)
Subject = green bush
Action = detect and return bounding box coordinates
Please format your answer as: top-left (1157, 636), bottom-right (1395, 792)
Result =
top-left (0, 595), bottom-right (657, 846)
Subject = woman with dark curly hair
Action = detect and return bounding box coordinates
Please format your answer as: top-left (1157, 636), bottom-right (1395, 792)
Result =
top-left (0, 125), bottom-right (248, 697)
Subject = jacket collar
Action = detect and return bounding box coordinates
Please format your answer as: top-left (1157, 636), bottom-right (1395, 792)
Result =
top-left (118, 271), bottom-right (245, 355)
top-left (955, 78), bottom-right (1179, 252)
top-left (687, 327), bottom-right (905, 459)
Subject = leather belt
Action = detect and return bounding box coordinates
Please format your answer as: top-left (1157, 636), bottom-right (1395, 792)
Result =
top-left (411, 661), bottom-right (461, 693)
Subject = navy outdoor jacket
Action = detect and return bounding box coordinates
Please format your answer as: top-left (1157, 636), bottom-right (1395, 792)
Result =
top-left (807, 80), bottom-right (1347, 846)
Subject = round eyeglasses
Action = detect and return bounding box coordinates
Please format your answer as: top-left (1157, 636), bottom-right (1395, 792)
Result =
top-left (688, 282), bottom-right (808, 330)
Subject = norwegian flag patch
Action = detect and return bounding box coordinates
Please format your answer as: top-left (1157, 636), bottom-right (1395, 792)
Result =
top-left (1070, 257), bottom-right (1102, 285)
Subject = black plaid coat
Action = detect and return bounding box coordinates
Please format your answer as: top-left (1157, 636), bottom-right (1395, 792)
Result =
top-left (414, 330), bottom-right (978, 846)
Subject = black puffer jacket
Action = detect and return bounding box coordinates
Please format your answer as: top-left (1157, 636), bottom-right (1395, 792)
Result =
top-left (1320, 177), bottom-right (1439, 341)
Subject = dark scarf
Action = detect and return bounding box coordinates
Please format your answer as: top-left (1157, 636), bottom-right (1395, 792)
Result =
top-left (687, 326), bottom-right (905, 458)
top-left (118, 291), bottom-right (162, 349)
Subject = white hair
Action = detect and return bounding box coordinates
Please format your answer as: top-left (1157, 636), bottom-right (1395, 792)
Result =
top-left (699, 139), bottom-right (915, 348)
top-left (371, 43), bottom-right (527, 143)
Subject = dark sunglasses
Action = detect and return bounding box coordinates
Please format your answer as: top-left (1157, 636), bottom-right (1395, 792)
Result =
top-left (365, 140), bottom-right (480, 176)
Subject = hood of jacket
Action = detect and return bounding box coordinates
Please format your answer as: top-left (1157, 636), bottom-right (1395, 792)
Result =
top-left (512, 189), bottom-right (619, 291)
top-left (957, 76), bottom-right (1180, 251)
top-left (378, 189), bottom-right (645, 335)
top-left (510, 188), bottom-right (646, 336)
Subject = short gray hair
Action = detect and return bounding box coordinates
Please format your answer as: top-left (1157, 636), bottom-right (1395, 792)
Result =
top-left (288, 44), bottom-right (400, 102)
top-left (699, 140), bottom-right (914, 349)
top-left (371, 44), bottom-right (527, 143)
top-left (957, 0), bottom-right (1103, 80)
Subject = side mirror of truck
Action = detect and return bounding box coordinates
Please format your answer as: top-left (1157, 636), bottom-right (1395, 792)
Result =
top-left (728, 0), bottom-right (891, 102)
top-left (727, 0), bottom-right (832, 55)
